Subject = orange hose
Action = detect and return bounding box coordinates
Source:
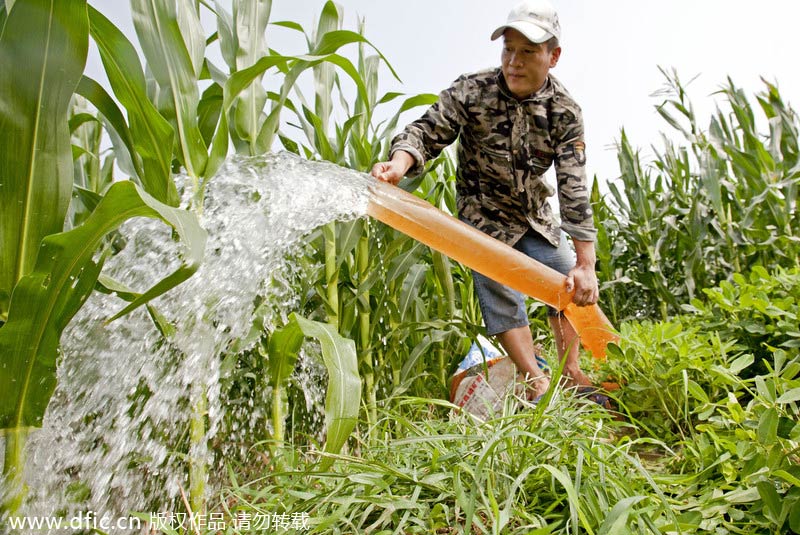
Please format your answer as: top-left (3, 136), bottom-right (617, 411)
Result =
top-left (366, 180), bottom-right (618, 359)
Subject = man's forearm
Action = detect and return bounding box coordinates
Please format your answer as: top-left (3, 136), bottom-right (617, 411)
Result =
top-left (573, 239), bottom-right (596, 269)
top-left (390, 150), bottom-right (415, 176)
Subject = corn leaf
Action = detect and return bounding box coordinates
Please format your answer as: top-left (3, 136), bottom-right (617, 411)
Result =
top-left (69, 112), bottom-right (100, 135)
top-left (175, 0), bottom-right (204, 76)
top-left (314, 29), bottom-right (399, 81)
top-left (214, 1), bottom-right (236, 69)
top-left (223, 55), bottom-right (288, 112)
top-left (265, 313), bottom-right (360, 467)
top-left (334, 219), bottom-right (364, 267)
top-left (88, 6), bottom-right (178, 206)
top-left (312, 0), bottom-right (340, 133)
top-left (291, 313), bottom-right (360, 469)
top-left (431, 250), bottom-right (456, 316)
top-left (231, 0), bottom-right (270, 151)
top-left (198, 82), bottom-right (224, 146)
top-left (131, 0), bottom-right (208, 178)
top-left (75, 76), bottom-right (141, 181)
top-left (379, 93), bottom-right (439, 140)
top-left (267, 320), bottom-right (304, 389)
top-left (0, 0), bottom-right (88, 320)
top-left (271, 20), bottom-right (302, 33)
top-left (399, 330), bottom-right (449, 383)
top-left (0, 180), bottom-right (206, 428)
top-left (205, 93), bottom-right (229, 182)
top-left (254, 20), bottom-right (388, 153)
top-left (399, 264), bottom-right (426, 320)
top-left (386, 241), bottom-right (424, 282)
top-left (69, 101), bottom-right (104, 199)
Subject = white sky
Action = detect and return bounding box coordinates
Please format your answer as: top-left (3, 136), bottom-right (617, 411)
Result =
top-left (89, 0), bottom-right (800, 186)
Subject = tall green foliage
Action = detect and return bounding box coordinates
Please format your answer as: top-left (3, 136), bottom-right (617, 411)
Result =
top-left (131, 0), bottom-right (208, 181)
top-left (0, 182), bottom-right (206, 429)
top-left (5, 1), bottom-right (799, 528)
top-left (595, 69), bottom-right (800, 323)
top-left (0, 0), bottom-right (211, 514)
top-left (0, 0), bottom-right (88, 322)
top-left (0, 1), bottom-right (89, 510)
top-left (0, 1), bottom-right (7, 30)
top-left (86, 6), bottom-right (179, 205)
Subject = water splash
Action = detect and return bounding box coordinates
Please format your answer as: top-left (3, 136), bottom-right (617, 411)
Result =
top-left (15, 152), bottom-right (371, 528)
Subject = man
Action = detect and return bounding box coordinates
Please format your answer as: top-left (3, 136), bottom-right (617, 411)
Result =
top-left (371, 0), bottom-right (599, 401)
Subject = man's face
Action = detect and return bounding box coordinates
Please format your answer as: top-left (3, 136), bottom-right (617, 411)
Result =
top-left (501, 28), bottom-right (561, 99)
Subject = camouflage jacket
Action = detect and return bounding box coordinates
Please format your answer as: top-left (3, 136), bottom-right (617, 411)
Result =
top-left (390, 68), bottom-right (596, 248)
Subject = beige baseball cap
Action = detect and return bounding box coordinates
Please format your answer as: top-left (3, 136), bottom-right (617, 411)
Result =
top-left (490, 0), bottom-right (561, 44)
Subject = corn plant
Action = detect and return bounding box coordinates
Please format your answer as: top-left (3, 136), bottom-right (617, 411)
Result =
top-left (106, 0), bottom-right (388, 507)
top-left (93, 0), bottom-right (221, 509)
top-left (69, 96), bottom-right (115, 228)
top-left (0, 0), bottom-right (382, 513)
top-left (267, 313), bottom-right (360, 471)
top-left (594, 69), bottom-right (800, 324)
top-left (215, 0), bottom-right (271, 155)
top-left (264, 2), bottom-right (476, 419)
top-left (0, 0), bottom-right (211, 514)
top-left (214, 0), bottom-right (413, 448)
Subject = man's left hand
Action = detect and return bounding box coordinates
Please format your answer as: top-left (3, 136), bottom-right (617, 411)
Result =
top-left (565, 264), bottom-right (599, 306)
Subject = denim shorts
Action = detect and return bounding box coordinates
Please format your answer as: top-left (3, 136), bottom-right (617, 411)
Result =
top-left (472, 228), bottom-right (576, 336)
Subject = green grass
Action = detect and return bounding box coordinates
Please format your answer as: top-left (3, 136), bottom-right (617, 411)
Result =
top-left (194, 269), bottom-right (800, 535)
top-left (213, 394), bottom-right (667, 535)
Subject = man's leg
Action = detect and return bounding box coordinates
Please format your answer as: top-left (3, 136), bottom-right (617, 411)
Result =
top-left (549, 314), bottom-right (592, 388)
top-left (469, 266), bottom-right (550, 399)
top-left (496, 325), bottom-right (550, 399)
top-left (513, 230), bottom-right (595, 388)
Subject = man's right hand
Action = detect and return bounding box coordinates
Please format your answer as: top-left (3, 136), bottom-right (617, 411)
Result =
top-left (370, 150), bottom-right (415, 185)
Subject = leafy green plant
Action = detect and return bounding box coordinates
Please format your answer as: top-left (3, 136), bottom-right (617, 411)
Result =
top-left (131, 0), bottom-right (209, 183)
top-left (267, 312), bottom-right (361, 470)
top-left (15, 2), bottom-right (800, 531)
top-left (0, 0), bottom-right (208, 514)
top-left (601, 319), bottom-right (745, 440)
top-left (84, 5), bottom-right (181, 206)
top-left (659, 347), bottom-right (800, 534)
top-left (600, 267), bottom-right (800, 533)
top-left (0, 0), bottom-right (89, 326)
top-left (261, 0), bottom-right (474, 411)
top-left (594, 69), bottom-right (800, 324)
top-left (684, 266), bottom-right (800, 371)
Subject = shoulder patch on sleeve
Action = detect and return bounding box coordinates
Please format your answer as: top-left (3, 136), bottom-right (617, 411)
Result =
top-left (573, 141), bottom-right (586, 165)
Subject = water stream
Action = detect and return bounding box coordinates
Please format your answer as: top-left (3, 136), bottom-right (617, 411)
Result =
top-left (14, 152), bottom-right (372, 530)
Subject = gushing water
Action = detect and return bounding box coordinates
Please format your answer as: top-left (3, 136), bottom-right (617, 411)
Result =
top-left (15, 153), bottom-right (371, 529)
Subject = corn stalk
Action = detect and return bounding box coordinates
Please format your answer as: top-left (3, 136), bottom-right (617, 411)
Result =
top-left (130, 0), bottom-right (213, 510)
top-left (356, 225), bottom-right (376, 431)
